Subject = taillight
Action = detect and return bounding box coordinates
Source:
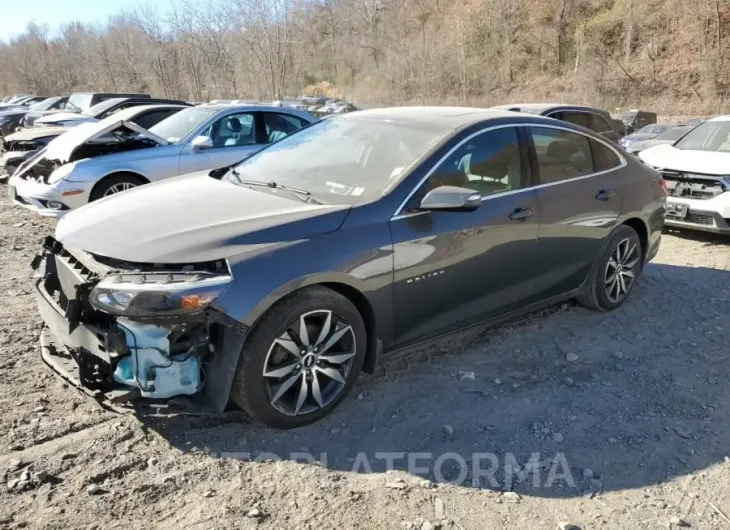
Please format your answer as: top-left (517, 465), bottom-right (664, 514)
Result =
top-left (658, 177), bottom-right (669, 196)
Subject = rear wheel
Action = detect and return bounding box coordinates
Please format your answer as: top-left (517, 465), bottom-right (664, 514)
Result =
top-left (577, 224), bottom-right (643, 311)
top-left (89, 173), bottom-right (146, 202)
top-left (230, 286), bottom-right (367, 429)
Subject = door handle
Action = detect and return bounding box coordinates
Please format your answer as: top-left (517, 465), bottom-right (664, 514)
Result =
top-left (509, 207), bottom-right (534, 221)
top-left (595, 189), bottom-right (616, 201)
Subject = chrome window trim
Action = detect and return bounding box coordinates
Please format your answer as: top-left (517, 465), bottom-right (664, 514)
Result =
top-left (391, 123), bottom-right (627, 221)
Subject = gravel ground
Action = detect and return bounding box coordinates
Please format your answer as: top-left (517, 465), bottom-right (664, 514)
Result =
top-left (0, 185), bottom-right (729, 530)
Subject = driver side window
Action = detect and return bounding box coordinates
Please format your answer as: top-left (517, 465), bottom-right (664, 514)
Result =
top-left (424, 127), bottom-right (525, 197)
top-left (203, 112), bottom-right (255, 148)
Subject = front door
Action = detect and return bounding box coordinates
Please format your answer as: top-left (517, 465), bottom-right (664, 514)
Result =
top-left (390, 126), bottom-right (539, 346)
top-left (180, 111), bottom-right (262, 173)
top-left (526, 125), bottom-right (624, 299)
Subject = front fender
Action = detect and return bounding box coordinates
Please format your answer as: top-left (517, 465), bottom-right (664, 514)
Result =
top-left (212, 219), bottom-right (394, 338)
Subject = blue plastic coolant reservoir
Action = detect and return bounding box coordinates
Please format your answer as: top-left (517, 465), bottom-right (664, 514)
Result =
top-left (112, 318), bottom-right (201, 399)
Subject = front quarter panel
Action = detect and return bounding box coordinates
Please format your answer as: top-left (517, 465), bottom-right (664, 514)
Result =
top-left (213, 206), bottom-right (395, 346)
top-left (67, 144), bottom-right (185, 183)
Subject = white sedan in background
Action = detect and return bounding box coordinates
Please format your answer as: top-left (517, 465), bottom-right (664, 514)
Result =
top-left (640, 116), bottom-right (730, 235)
top-left (9, 104), bottom-right (317, 217)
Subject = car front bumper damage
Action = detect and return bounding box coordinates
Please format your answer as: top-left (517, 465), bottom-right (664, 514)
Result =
top-left (32, 237), bottom-right (248, 414)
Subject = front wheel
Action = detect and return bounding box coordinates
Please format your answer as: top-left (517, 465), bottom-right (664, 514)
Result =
top-left (89, 173), bottom-right (146, 202)
top-left (230, 286), bottom-right (367, 429)
top-left (577, 224), bottom-right (643, 311)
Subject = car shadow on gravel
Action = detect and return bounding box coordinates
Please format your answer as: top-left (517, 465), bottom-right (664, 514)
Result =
top-left (143, 262), bottom-right (730, 499)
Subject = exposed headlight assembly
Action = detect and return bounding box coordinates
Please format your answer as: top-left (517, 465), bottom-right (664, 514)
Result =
top-left (47, 163), bottom-right (76, 184)
top-left (89, 271), bottom-right (232, 318)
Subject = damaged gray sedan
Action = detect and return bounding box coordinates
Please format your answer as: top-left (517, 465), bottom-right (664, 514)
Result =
top-left (32, 107), bottom-right (665, 428)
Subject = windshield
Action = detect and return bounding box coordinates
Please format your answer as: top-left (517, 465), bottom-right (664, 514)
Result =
top-left (67, 93), bottom-right (93, 112)
top-left (225, 116), bottom-right (450, 205)
top-left (84, 99), bottom-right (122, 117)
top-left (656, 126), bottom-right (691, 142)
top-left (29, 97), bottom-right (61, 111)
top-left (636, 124), bottom-right (670, 135)
top-left (674, 121), bottom-right (730, 151)
top-left (148, 107), bottom-right (215, 143)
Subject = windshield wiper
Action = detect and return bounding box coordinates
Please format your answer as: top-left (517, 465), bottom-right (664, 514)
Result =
top-left (228, 169), bottom-right (321, 204)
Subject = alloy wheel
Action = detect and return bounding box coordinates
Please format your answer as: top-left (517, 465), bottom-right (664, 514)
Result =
top-left (262, 310), bottom-right (356, 416)
top-left (604, 238), bottom-right (639, 303)
top-left (103, 182), bottom-right (137, 196)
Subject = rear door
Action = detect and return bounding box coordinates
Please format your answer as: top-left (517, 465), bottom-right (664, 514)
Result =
top-left (390, 126), bottom-right (540, 346)
top-left (527, 125), bottom-right (624, 299)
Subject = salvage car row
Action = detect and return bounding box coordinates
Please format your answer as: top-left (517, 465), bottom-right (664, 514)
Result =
top-left (1, 93), bottom-right (726, 429)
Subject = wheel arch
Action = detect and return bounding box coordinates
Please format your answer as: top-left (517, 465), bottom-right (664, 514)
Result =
top-left (89, 170), bottom-right (150, 199)
top-left (620, 216), bottom-right (649, 261)
top-left (241, 274), bottom-right (381, 375)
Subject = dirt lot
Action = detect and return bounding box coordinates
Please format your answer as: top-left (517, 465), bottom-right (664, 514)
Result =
top-left (0, 186), bottom-right (728, 530)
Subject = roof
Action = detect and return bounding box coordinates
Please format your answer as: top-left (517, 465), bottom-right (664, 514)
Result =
top-left (707, 115), bottom-right (730, 122)
top-left (489, 103), bottom-right (606, 115)
top-left (341, 106), bottom-right (527, 128)
top-left (103, 104), bottom-right (188, 122)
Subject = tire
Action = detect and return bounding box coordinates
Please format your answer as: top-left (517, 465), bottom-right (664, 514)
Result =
top-left (89, 173), bottom-right (146, 202)
top-left (577, 224), bottom-right (643, 311)
top-left (230, 286), bottom-right (367, 429)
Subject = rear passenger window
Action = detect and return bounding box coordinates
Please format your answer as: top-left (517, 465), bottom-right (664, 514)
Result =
top-left (589, 114), bottom-right (612, 133)
top-left (561, 112), bottom-right (591, 129)
top-left (529, 127), bottom-right (593, 183)
top-left (590, 139), bottom-right (622, 172)
top-left (425, 127), bottom-right (525, 197)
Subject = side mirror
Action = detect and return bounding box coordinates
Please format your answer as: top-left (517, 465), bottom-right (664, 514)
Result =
top-left (191, 136), bottom-right (214, 150)
top-left (420, 186), bottom-right (482, 212)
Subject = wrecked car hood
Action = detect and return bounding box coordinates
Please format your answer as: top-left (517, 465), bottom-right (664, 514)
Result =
top-left (56, 173), bottom-right (351, 263)
top-left (42, 119), bottom-right (167, 164)
top-left (639, 144), bottom-right (730, 175)
top-left (5, 127), bottom-right (70, 142)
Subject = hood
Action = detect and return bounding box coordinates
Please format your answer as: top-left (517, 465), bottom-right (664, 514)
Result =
top-left (42, 119), bottom-right (166, 163)
top-left (5, 126), bottom-right (70, 142)
top-left (36, 112), bottom-right (89, 125)
top-left (639, 144), bottom-right (730, 175)
top-left (55, 173), bottom-right (352, 263)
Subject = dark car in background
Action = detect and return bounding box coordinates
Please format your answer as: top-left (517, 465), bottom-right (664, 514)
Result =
top-left (490, 103), bottom-right (625, 142)
top-left (32, 107), bottom-right (665, 428)
top-left (0, 97), bottom-right (69, 135)
top-left (619, 123), bottom-right (675, 154)
top-left (619, 109), bottom-right (657, 135)
top-left (33, 97), bottom-right (190, 128)
top-left (23, 92), bottom-right (151, 128)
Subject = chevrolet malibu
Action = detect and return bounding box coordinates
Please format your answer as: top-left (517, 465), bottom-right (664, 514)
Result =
top-left (33, 107), bottom-right (666, 428)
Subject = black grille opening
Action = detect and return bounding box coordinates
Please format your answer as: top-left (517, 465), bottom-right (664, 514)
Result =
top-left (684, 213), bottom-right (714, 226)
